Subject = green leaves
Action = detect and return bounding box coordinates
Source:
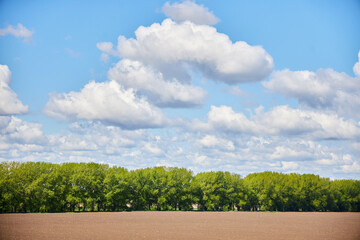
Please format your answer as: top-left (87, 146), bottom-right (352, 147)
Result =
top-left (0, 162), bottom-right (359, 213)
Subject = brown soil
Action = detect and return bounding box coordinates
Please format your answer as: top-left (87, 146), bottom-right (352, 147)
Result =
top-left (0, 212), bottom-right (359, 240)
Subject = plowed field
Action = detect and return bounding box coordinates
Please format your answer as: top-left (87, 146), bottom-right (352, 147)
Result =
top-left (1, 212), bottom-right (359, 240)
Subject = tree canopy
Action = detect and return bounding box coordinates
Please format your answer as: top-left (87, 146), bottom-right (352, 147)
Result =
top-left (0, 162), bottom-right (359, 213)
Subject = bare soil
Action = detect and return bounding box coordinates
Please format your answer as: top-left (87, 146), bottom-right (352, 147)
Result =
top-left (0, 212), bottom-right (359, 240)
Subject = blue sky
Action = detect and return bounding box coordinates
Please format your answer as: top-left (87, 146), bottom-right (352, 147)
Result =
top-left (1, 0), bottom-right (360, 179)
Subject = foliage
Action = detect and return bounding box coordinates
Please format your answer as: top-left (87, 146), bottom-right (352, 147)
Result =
top-left (0, 162), bottom-right (359, 213)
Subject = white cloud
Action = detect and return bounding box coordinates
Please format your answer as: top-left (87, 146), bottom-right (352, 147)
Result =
top-left (96, 42), bottom-right (119, 62)
top-left (2, 5), bottom-right (358, 180)
top-left (51, 134), bottom-right (98, 151)
top-left (0, 65), bottom-right (28, 115)
top-left (190, 131), bottom-right (359, 177)
top-left (255, 106), bottom-right (360, 139)
top-left (0, 116), bottom-right (45, 145)
top-left (183, 131), bottom-right (358, 177)
top-left (189, 105), bottom-right (360, 140)
top-left (316, 153), bottom-right (353, 166)
top-left (340, 161), bottom-right (360, 173)
top-left (281, 161), bottom-right (299, 170)
top-left (162, 1), bottom-right (219, 25)
top-left (142, 143), bottom-right (164, 156)
top-left (271, 146), bottom-right (311, 161)
top-left (197, 134), bottom-right (235, 151)
top-left (49, 121), bottom-right (152, 156)
top-left (0, 119), bottom-right (170, 166)
top-left (254, 106), bottom-right (320, 136)
top-left (205, 105), bottom-right (258, 134)
top-left (51, 122), bottom-right (176, 166)
top-left (1, 116), bottom-right (358, 178)
top-left (100, 53), bottom-right (110, 62)
top-left (43, 80), bottom-right (169, 129)
top-left (350, 142), bottom-right (360, 154)
top-left (0, 23), bottom-right (34, 42)
top-left (98, 19), bottom-right (273, 84)
top-left (96, 42), bottom-right (116, 54)
top-left (193, 154), bottom-right (211, 166)
top-left (353, 51), bottom-right (360, 77)
top-left (263, 52), bottom-right (360, 118)
top-left (108, 59), bottom-right (206, 107)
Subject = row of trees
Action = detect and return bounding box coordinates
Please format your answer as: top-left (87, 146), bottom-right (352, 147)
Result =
top-left (1, 162), bottom-right (359, 213)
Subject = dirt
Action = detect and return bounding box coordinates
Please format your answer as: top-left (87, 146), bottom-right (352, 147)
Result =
top-left (0, 212), bottom-right (359, 240)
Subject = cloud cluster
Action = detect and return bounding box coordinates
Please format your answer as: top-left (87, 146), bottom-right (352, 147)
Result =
top-left (48, 1), bottom-right (273, 128)
top-left (48, 121), bottom-right (151, 154)
top-left (162, 0), bottom-right (219, 25)
top-left (43, 81), bottom-right (168, 129)
top-left (263, 51), bottom-right (360, 118)
top-left (0, 65), bottom-right (28, 115)
top-left (108, 59), bottom-right (206, 107)
top-left (0, 23), bottom-right (33, 42)
top-left (0, 118), bottom-right (172, 167)
top-left (100, 19), bottom-right (273, 84)
top-left (0, 115), bottom-right (358, 179)
top-left (0, 116), bottom-right (45, 144)
top-left (189, 105), bottom-right (360, 140)
top-left (0, 116), bottom-right (46, 160)
top-left (185, 132), bottom-right (359, 178)
top-left (2, 1), bottom-right (359, 179)
top-left (196, 134), bottom-right (235, 151)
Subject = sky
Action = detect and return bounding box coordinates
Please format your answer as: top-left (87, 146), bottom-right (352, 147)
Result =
top-left (1, 0), bottom-right (360, 179)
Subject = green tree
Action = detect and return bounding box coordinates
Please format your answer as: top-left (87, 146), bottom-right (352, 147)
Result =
top-left (104, 166), bottom-right (129, 211)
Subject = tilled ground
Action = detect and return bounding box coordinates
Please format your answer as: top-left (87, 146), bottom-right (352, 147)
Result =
top-left (0, 212), bottom-right (359, 240)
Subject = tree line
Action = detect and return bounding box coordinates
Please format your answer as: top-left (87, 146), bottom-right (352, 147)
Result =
top-left (0, 162), bottom-right (359, 213)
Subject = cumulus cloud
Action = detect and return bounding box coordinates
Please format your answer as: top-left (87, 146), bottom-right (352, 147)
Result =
top-left (281, 161), bottom-right (299, 170)
top-left (316, 153), bottom-right (352, 166)
top-left (51, 134), bottom-right (98, 151)
top-left (142, 142), bottom-right (164, 156)
top-left (0, 119), bottom-right (154, 164)
top-left (254, 106), bottom-right (360, 139)
top-left (96, 42), bottom-right (119, 62)
top-left (271, 146), bottom-right (311, 161)
top-left (98, 19), bottom-right (273, 84)
top-left (0, 23), bottom-right (34, 42)
top-left (50, 121), bottom-right (175, 165)
top-left (0, 116), bottom-right (45, 145)
top-left (196, 134), bottom-right (235, 151)
top-left (2, 3), bottom-right (359, 180)
top-left (263, 51), bottom-right (360, 118)
top-left (205, 105), bottom-right (258, 134)
top-left (183, 132), bottom-right (358, 177)
top-left (0, 65), bottom-right (28, 115)
top-left (340, 161), bottom-right (360, 173)
top-left (43, 80), bottom-right (169, 129)
top-left (1, 116), bottom-right (358, 178)
top-left (108, 59), bottom-right (206, 107)
top-left (48, 121), bottom-right (147, 154)
top-left (162, 1), bottom-right (219, 25)
top-left (188, 105), bottom-right (360, 140)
